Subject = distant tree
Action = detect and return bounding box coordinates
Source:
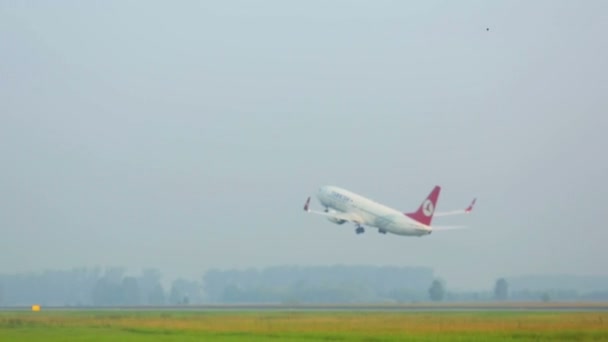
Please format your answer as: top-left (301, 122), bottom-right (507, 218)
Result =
top-left (104, 267), bottom-right (126, 284)
top-left (121, 276), bottom-right (141, 305)
top-left (221, 284), bottom-right (243, 303)
top-left (494, 278), bottom-right (509, 300)
top-left (428, 280), bottom-right (445, 302)
top-left (148, 283), bottom-right (166, 305)
top-left (138, 269), bottom-right (165, 305)
top-left (170, 278), bottom-right (202, 305)
top-left (92, 278), bottom-right (121, 305)
top-left (541, 292), bottom-right (551, 302)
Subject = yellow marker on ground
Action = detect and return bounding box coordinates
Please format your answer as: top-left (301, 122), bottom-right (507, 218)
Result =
top-left (31, 304), bottom-right (41, 312)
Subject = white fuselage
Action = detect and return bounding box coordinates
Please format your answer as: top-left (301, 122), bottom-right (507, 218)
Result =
top-left (316, 186), bottom-right (432, 236)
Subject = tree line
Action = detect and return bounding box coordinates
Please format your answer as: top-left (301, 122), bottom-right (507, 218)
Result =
top-left (1, 266), bottom-right (607, 306)
top-left (0, 267), bottom-right (203, 306)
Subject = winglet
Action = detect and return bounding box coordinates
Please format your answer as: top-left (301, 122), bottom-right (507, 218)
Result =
top-left (465, 198), bottom-right (476, 213)
top-left (405, 186), bottom-right (441, 226)
top-left (303, 197), bottom-right (311, 212)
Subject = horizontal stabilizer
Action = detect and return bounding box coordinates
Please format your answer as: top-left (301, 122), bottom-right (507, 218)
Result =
top-left (434, 198), bottom-right (477, 217)
top-left (431, 225), bottom-right (469, 231)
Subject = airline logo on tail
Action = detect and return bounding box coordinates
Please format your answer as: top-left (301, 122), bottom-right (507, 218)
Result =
top-left (422, 199), bottom-right (435, 217)
top-left (405, 186), bottom-right (441, 226)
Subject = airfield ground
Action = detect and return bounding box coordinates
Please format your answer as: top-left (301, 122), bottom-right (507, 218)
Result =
top-left (1, 304), bottom-right (607, 341)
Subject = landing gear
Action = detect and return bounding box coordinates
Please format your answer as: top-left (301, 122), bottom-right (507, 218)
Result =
top-left (379, 229), bottom-right (387, 234)
top-left (355, 225), bottom-right (365, 234)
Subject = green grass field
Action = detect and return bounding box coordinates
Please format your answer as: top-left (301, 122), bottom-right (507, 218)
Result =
top-left (1, 310), bottom-right (607, 341)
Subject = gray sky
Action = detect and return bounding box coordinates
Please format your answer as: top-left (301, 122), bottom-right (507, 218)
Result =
top-left (1, 0), bottom-right (607, 290)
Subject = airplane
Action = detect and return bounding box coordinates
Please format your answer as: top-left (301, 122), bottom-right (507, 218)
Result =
top-left (303, 185), bottom-right (476, 237)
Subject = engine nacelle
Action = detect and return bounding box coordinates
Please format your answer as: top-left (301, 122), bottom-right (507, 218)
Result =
top-left (327, 217), bottom-right (347, 225)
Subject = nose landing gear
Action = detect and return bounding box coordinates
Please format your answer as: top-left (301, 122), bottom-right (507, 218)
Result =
top-left (355, 225), bottom-right (365, 234)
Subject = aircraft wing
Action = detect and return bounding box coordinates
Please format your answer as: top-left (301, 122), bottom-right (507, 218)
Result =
top-left (306, 209), bottom-right (363, 223)
top-left (303, 197), bottom-right (364, 224)
top-left (433, 198), bottom-right (477, 217)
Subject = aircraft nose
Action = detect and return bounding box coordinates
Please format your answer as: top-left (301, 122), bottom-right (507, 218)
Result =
top-left (316, 186), bottom-right (324, 198)
top-left (316, 186), bottom-right (331, 202)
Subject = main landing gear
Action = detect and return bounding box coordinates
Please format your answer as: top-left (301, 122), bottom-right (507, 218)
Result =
top-left (355, 225), bottom-right (365, 235)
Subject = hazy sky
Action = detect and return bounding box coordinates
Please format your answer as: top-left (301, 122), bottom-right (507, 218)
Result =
top-left (1, 1), bottom-right (607, 290)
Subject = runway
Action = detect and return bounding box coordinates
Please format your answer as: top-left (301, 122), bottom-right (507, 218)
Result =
top-left (3, 303), bottom-right (608, 312)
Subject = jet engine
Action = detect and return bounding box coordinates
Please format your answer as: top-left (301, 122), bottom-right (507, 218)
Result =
top-left (327, 217), bottom-right (347, 225)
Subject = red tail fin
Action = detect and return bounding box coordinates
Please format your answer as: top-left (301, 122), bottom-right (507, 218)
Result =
top-left (405, 186), bottom-right (441, 226)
